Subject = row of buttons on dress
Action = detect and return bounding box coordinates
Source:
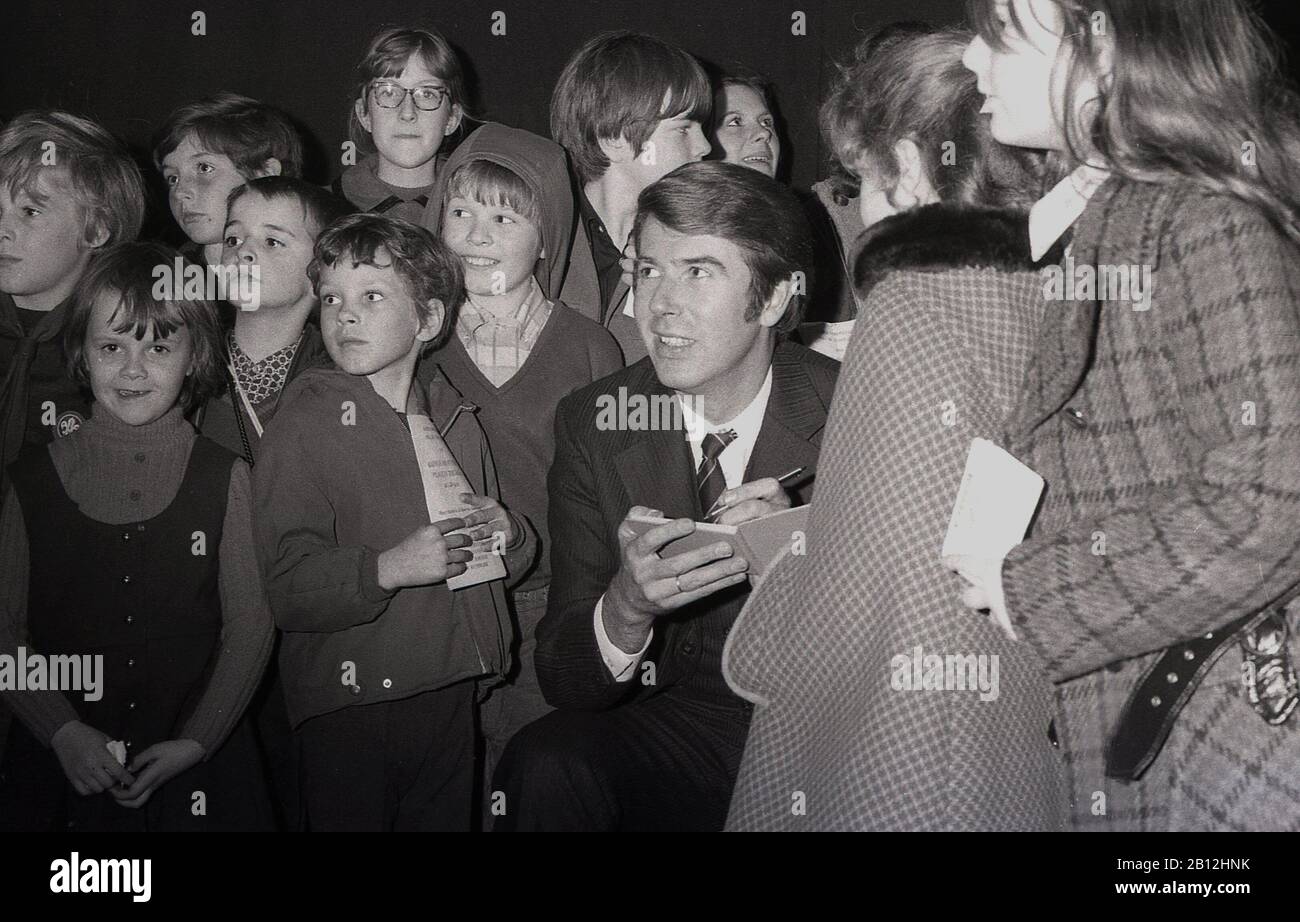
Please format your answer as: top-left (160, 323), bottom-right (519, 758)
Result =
top-left (121, 521), bottom-right (145, 737)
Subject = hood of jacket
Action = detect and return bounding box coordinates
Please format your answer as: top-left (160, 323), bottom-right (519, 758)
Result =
top-left (429, 122), bottom-right (575, 301)
top-left (853, 203), bottom-right (1042, 301)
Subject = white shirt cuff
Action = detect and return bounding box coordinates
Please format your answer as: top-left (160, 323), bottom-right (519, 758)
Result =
top-left (594, 594), bottom-right (652, 682)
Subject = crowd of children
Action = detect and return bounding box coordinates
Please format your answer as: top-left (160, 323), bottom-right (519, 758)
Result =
top-left (0, 25), bottom-right (727, 831)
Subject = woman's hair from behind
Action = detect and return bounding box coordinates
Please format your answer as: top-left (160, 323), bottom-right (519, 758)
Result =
top-left (969, 0), bottom-right (1300, 241)
top-left (822, 22), bottom-right (1045, 212)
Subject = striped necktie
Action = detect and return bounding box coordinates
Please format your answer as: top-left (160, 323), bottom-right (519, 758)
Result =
top-left (697, 429), bottom-right (737, 519)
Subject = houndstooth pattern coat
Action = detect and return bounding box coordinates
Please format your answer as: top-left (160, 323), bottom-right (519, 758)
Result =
top-left (1000, 177), bottom-right (1300, 831)
top-left (724, 205), bottom-right (1067, 831)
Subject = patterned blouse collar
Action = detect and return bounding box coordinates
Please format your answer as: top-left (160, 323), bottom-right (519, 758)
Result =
top-left (229, 330), bottom-right (304, 406)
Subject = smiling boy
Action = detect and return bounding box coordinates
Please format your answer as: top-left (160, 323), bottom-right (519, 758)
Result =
top-left (418, 123), bottom-right (622, 790)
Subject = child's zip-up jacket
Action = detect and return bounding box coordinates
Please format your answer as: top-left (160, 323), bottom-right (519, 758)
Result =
top-left (252, 365), bottom-right (537, 728)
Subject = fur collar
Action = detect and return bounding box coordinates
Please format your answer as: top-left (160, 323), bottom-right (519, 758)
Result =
top-left (852, 203), bottom-right (1041, 300)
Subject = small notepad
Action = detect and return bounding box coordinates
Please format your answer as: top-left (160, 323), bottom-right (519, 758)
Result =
top-left (408, 413), bottom-right (507, 591)
top-left (942, 438), bottom-right (1044, 560)
top-left (627, 505), bottom-right (809, 574)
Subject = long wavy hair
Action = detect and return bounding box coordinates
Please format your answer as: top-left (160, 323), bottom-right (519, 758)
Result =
top-left (969, 0), bottom-right (1300, 241)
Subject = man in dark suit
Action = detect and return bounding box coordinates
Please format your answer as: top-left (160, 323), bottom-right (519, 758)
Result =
top-left (493, 161), bottom-right (839, 831)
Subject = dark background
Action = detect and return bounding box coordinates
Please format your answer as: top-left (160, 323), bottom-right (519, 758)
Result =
top-left (3, 0), bottom-right (1299, 235)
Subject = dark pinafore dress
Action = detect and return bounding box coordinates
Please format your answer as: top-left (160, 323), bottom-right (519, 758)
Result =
top-left (0, 436), bottom-right (272, 831)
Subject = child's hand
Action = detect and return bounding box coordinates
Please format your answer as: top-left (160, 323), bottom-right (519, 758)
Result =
top-left (377, 518), bottom-right (474, 590)
top-left (111, 739), bottom-right (205, 809)
top-left (458, 493), bottom-right (517, 548)
top-left (50, 721), bottom-right (136, 796)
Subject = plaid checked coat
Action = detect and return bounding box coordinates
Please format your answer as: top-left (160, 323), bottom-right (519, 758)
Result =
top-left (723, 205), bottom-right (1067, 831)
top-left (1000, 177), bottom-right (1300, 830)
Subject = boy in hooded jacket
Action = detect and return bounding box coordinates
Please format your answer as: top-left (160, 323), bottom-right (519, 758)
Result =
top-left (419, 123), bottom-right (623, 784)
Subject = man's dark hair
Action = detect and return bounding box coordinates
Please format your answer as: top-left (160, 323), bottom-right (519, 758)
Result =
top-left (632, 161), bottom-right (813, 335)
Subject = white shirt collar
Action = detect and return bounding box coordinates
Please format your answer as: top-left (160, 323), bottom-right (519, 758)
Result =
top-left (678, 365), bottom-right (773, 442)
top-left (1029, 163), bottom-right (1111, 261)
top-left (677, 366), bottom-right (774, 490)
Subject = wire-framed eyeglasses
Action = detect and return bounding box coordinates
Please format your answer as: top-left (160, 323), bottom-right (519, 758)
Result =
top-left (369, 81), bottom-right (450, 111)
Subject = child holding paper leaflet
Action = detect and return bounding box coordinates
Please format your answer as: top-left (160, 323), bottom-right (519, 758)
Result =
top-left (252, 213), bottom-right (535, 831)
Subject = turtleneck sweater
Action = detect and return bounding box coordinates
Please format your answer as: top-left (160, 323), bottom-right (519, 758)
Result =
top-left (0, 405), bottom-right (274, 758)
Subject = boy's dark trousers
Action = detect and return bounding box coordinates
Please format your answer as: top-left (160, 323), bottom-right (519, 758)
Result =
top-left (295, 681), bottom-right (476, 831)
top-left (480, 587), bottom-right (554, 789)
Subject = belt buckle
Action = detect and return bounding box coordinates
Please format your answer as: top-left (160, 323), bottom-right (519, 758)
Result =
top-left (1239, 609), bottom-right (1299, 726)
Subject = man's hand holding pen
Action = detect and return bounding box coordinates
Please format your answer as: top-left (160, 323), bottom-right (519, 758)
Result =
top-left (603, 469), bottom-right (811, 653)
top-left (704, 466), bottom-right (807, 525)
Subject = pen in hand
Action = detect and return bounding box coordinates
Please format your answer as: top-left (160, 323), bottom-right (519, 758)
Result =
top-left (705, 466), bottom-right (808, 522)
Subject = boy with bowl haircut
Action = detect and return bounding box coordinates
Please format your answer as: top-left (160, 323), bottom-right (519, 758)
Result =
top-left (252, 213), bottom-right (535, 831)
top-left (154, 93), bottom-right (303, 266)
top-left (196, 176), bottom-right (351, 829)
top-left (550, 31), bottom-right (713, 362)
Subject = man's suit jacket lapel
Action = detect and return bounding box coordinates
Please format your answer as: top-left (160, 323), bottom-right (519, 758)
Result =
top-left (613, 369), bottom-right (699, 520)
top-left (612, 344), bottom-right (829, 520)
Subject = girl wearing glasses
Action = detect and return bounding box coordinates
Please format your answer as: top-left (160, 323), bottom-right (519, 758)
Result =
top-left (334, 27), bottom-right (470, 226)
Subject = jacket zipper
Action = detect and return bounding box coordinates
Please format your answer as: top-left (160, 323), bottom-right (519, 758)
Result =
top-left (434, 399), bottom-right (495, 673)
top-left (438, 400), bottom-right (478, 438)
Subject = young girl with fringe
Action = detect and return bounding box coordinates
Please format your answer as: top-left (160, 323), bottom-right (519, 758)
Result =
top-left (0, 242), bottom-right (274, 831)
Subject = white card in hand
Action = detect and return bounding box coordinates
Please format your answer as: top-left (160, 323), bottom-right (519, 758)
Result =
top-left (408, 413), bottom-right (507, 591)
top-left (941, 438), bottom-right (1044, 560)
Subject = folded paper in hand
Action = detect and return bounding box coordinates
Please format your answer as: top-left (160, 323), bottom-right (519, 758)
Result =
top-left (408, 413), bottom-right (507, 591)
top-left (942, 437), bottom-right (1044, 560)
top-left (627, 505), bottom-right (809, 574)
